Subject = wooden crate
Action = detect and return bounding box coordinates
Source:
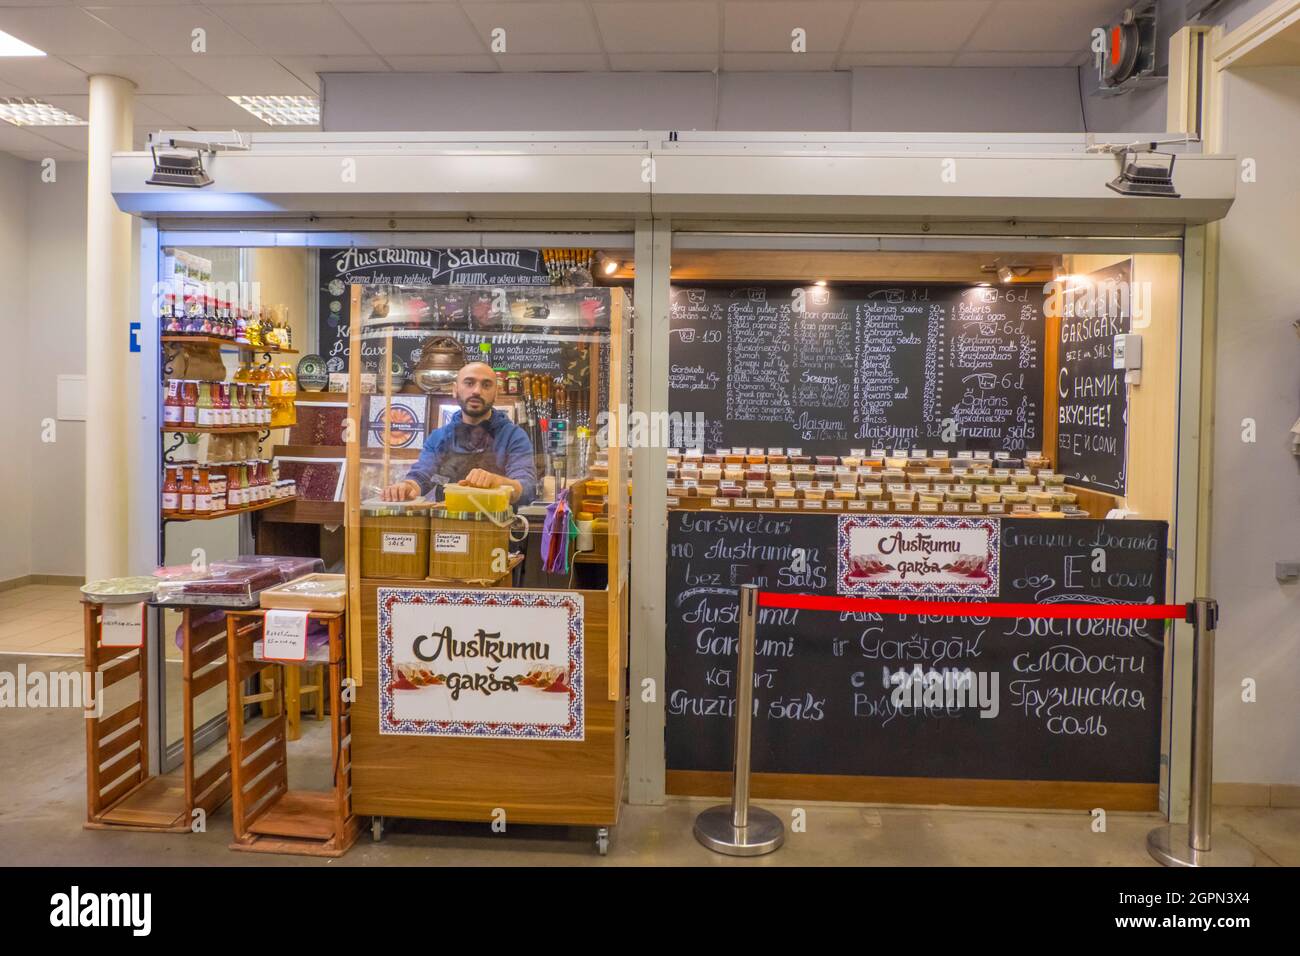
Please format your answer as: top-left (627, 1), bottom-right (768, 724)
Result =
top-left (224, 609), bottom-right (358, 857)
top-left (83, 603), bottom-right (231, 832)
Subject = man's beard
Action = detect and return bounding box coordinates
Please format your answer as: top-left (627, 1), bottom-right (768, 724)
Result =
top-left (458, 395), bottom-right (493, 419)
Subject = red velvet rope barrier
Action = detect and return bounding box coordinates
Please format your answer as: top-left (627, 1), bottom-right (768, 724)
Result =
top-left (756, 592), bottom-right (1189, 620)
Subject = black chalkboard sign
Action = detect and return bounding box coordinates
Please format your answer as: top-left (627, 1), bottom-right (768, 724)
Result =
top-left (665, 513), bottom-right (1166, 783)
top-left (668, 284), bottom-right (1045, 455)
top-left (1055, 261), bottom-right (1131, 493)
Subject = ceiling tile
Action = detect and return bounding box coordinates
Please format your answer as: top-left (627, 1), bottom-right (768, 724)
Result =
top-left (58, 55), bottom-right (214, 94)
top-left (170, 54), bottom-right (312, 94)
top-left (724, 1), bottom-right (854, 53)
top-left (86, 5), bottom-right (261, 56)
top-left (953, 50), bottom-right (1080, 67)
top-left (136, 92), bottom-right (265, 127)
top-left (838, 51), bottom-right (956, 67)
top-left (39, 93), bottom-right (178, 126)
top-left (0, 122), bottom-right (62, 151)
top-left (335, 3), bottom-right (481, 56)
top-left (608, 52), bottom-right (718, 71)
top-left (460, 2), bottom-right (601, 55)
top-left (276, 54), bottom-right (390, 90)
top-left (966, 0), bottom-right (1121, 52)
top-left (844, 1), bottom-right (991, 53)
top-left (0, 7), bottom-right (139, 55)
top-left (495, 53), bottom-right (608, 71)
top-left (721, 52), bottom-right (838, 71)
top-left (593, 2), bottom-right (719, 54)
top-left (16, 122), bottom-right (87, 150)
top-left (209, 4), bottom-right (374, 55)
top-left (0, 57), bottom-right (89, 95)
top-left (382, 54), bottom-right (499, 71)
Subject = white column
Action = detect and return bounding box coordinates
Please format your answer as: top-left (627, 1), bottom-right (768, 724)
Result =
top-left (84, 75), bottom-right (135, 581)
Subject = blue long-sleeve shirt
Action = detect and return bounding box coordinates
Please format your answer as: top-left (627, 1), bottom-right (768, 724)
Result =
top-left (405, 409), bottom-right (537, 506)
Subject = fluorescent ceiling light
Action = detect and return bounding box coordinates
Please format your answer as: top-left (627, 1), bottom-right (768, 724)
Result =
top-left (0, 97), bottom-right (86, 127)
top-left (229, 95), bottom-right (319, 127)
top-left (0, 29), bottom-right (45, 57)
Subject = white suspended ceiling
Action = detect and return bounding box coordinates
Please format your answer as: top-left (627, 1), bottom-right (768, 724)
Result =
top-left (0, 0), bottom-right (1129, 160)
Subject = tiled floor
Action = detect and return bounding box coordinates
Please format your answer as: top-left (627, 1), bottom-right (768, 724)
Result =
top-left (0, 585), bottom-right (84, 656)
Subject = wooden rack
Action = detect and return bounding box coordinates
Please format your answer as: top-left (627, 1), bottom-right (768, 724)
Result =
top-left (224, 609), bottom-right (357, 857)
top-left (83, 603), bottom-right (232, 832)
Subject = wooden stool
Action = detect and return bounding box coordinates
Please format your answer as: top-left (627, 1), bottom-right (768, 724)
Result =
top-left (283, 663), bottom-right (326, 742)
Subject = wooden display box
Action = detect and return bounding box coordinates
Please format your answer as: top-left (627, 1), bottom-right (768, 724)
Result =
top-left (83, 602), bottom-right (232, 832)
top-left (351, 579), bottom-right (623, 829)
top-left (224, 609), bottom-right (358, 857)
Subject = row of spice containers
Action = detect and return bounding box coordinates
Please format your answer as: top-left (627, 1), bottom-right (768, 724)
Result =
top-left (162, 461), bottom-right (296, 516)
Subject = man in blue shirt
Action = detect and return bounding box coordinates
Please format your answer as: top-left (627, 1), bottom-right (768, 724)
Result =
top-left (381, 361), bottom-right (537, 505)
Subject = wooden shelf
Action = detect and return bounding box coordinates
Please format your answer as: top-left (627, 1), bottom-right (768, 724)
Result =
top-left (162, 335), bottom-right (298, 354)
top-left (165, 496), bottom-right (296, 522)
top-left (256, 498), bottom-right (344, 525)
top-left (161, 425), bottom-right (264, 434)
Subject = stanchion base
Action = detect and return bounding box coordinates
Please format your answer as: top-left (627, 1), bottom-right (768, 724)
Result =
top-left (1147, 824), bottom-right (1256, 867)
top-left (693, 805), bottom-right (784, 857)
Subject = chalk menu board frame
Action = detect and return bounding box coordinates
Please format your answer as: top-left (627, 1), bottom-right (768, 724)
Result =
top-left (1054, 260), bottom-right (1132, 494)
top-left (665, 512), bottom-right (1167, 808)
top-left (668, 282), bottom-right (1045, 456)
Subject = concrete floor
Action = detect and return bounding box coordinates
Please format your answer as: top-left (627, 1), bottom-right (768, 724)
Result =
top-left (2, 652), bottom-right (1296, 867)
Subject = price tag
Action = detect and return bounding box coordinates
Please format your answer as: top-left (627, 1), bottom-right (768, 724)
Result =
top-left (919, 502), bottom-right (939, 513)
top-left (767, 447), bottom-right (784, 456)
top-left (933, 450), bottom-right (949, 459)
top-left (987, 504), bottom-right (1006, 514)
top-left (757, 498), bottom-right (776, 509)
top-left (847, 500), bottom-right (869, 511)
top-left (974, 451), bottom-right (992, 460)
top-left (895, 501), bottom-right (914, 512)
top-left (942, 502), bottom-right (960, 513)
top-left (870, 448), bottom-right (887, 458)
top-left (710, 497), bottom-right (730, 508)
top-left (263, 609), bottom-right (309, 662)
top-left (802, 499), bottom-right (824, 510)
top-left (910, 449), bottom-right (928, 458)
top-left (963, 503), bottom-right (983, 513)
top-left (1027, 450), bottom-right (1042, 458)
top-left (850, 449), bottom-right (867, 458)
top-left (957, 451), bottom-right (974, 459)
top-left (748, 447), bottom-right (764, 456)
top-left (666, 496), bottom-right (679, 508)
top-left (787, 448), bottom-right (803, 456)
top-left (824, 500), bottom-right (844, 511)
top-left (101, 602), bottom-right (144, 648)
top-left (733, 498), bottom-right (754, 508)
top-left (994, 452), bottom-right (1011, 460)
top-left (871, 501), bottom-right (891, 511)
top-left (924, 467), bottom-right (940, 475)
top-left (779, 499), bottom-right (800, 510)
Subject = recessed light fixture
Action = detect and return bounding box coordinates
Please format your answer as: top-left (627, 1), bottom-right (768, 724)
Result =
top-left (0, 97), bottom-right (86, 127)
top-left (599, 254), bottom-right (620, 276)
top-left (228, 95), bottom-right (319, 127)
top-left (0, 29), bottom-right (45, 57)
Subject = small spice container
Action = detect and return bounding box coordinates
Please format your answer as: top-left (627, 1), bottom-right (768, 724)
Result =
top-left (1052, 491), bottom-right (1078, 506)
top-left (802, 487), bottom-right (826, 502)
top-left (814, 455), bottom-right (838, 466)
top-left (1026, 491), bottom-right (1056, 508)
top-left (976, 490), bottom-right (1002, 506)
top-left (701, 464), bottom-right (723, 483)
top-left (362, 501), bottom-right (432, 579)
top-left (860, 484), bottom-right (884, 499)
top-left (723, 465), bottom-right (745, 481)
top-left (744, 454), bottom-right (766, 465)
top-left (767, 454), bottom-right (789, 466)
top-left (833, 486), bottom-right (857, 501)
top-left (1041, 473), bottom-right (1066, 487)
top-left (1003, 492), bottom-right (1028, 506)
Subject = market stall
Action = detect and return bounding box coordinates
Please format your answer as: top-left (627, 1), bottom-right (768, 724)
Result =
top-left (343, 282), bottom-right (629, 848)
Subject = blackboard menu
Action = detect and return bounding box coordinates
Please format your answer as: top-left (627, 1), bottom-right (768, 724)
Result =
top-left (669, 284), bottom-right (1044, 455)
top-left (1055, 261), bottom-right (1131, 493)
top-left (666, 513), bottom-right (1166, 783)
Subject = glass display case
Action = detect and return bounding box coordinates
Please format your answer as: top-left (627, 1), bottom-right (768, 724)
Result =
top-left (343, 282), bottom-right (630, 840)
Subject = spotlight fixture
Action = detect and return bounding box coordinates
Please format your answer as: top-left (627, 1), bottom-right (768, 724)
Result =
top-left (1107, 147), bottom-right (1179, 197)
top-left (598, 254), bottom-right (621, 276)
top-left (814, 280), bottom-right (827, 287)
top-left (145, 131), bottom-right (250, 188)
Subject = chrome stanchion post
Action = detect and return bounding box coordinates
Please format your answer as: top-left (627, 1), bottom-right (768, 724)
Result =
top-left (694, 584), bottom-right (784, 856)
top-left (1148, 598), bottom-right (1255, 867)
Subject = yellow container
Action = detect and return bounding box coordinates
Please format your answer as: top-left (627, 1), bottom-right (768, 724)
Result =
top-left (442, 482), bottom-right (512, 515)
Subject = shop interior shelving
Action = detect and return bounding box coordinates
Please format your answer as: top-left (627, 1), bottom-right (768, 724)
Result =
top-left (164, 496), bottom-right (297, 523)
top-left (162, 334), bottom-right (298, 354)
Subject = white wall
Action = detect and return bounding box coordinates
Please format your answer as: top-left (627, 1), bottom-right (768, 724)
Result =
top-left (27, 161), bottom-right (87, 578)
top-left (323, 67), bottom-right (1124, 134)
top-left (1210, 65), bottom-right (1300, 787)
top-left (0, 153), bottom-right (32, 583)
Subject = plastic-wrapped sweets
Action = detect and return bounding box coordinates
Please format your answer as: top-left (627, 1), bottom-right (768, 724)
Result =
top-left (153, 555), bottom-right (325, 608)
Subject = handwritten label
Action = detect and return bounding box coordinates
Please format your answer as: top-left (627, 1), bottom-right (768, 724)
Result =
top-left (101, 603), bottom-right (144, 648)
top-left (382, 532), bottom-right (418, 555)
top-left (434, 532), bottom-right (469, 554)
top-left (263, 609), bottom-right (309, 662)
